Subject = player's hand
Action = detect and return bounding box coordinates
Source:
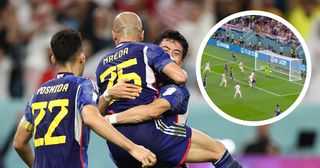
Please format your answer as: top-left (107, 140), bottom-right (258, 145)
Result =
top-left (107, 79), bottom-right (141, 99)
top-left (128, 145), bottom-right (157, 167)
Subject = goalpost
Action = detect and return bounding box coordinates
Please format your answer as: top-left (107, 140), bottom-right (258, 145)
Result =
top-left (255, 50), bottom-right (302, 81)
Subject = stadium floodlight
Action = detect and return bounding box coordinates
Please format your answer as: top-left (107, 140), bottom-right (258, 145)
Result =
top-left (255, 50), bottom-right (302, 81)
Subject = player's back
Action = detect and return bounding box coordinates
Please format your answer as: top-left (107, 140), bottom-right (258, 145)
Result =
top-left (96, 42), bottom-right (173, 113)
top-left (26, 73), bottom-right (94, 168)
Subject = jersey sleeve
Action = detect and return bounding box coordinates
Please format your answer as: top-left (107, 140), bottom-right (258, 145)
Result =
top-left (159, 85), bottom-right (190, 115)
top-left (146, 44), bottom-right (174, 73)
top-left (24, 99), bottom-right (33, 123)
top-left (23, 98), bottom-right (34, 132)
top-left (77, 79), bottom-right (99, 113)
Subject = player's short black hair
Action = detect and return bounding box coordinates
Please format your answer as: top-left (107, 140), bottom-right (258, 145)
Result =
top-left (50, 28), bottom-right (82, 64)
top-left (154, 30), bottom-right (189, 60)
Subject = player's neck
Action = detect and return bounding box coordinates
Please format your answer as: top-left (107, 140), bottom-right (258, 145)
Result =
top-left (57, 63), bottom-right (81, 76)
top-left (116, 36), bottom-right (140, 45)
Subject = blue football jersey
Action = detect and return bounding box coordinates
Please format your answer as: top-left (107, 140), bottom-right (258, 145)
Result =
top-left (158, 84), bottom-right (190, 123)
top-left (24, 72), bottom-right (99, 168)
top-left (95, 42), bottom-right (174, 113)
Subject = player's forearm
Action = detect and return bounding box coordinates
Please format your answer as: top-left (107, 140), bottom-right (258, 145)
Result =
top-left (98, 96), bottom-right (111, 115)
top-left (162, 62), bottom-right (188, 85)
top-left (13, 118), bottom-right (33, 167)
top-left (82, 105), bottom-right (135, 152)
top-left (14, 144), bottom-right (34, 167)
top-left (116, 99), bottom-right (171, 124)
top-left (116, 105), bottom-right (152, 124)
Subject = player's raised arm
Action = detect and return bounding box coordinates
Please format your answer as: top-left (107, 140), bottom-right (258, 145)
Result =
top-left (162, 62), bottom-right (188, 85)
top-left (81, 104), bottom-right (156, 167)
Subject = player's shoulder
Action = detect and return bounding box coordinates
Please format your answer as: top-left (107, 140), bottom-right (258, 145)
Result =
top-left (119, 41), bottom-right (159, 49)
top-left (139, 42), bottom-right (164, 52)
top-left (64, 75), bottom-right (96, 88)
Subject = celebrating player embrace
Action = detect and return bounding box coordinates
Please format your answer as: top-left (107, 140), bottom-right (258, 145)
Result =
top-left (13, 29), bottom-right (156, 168)
top-left (97, 12), bottom-right (243, 168)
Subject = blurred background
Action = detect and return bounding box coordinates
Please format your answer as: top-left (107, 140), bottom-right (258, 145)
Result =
top-left (1, 0), bottom-right (320, 167)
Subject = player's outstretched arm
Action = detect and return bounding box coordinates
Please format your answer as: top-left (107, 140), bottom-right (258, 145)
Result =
top-left (81, 104), bottom-right (156, 167)
top-left (107, 98), bottom-right (171, 124)
top-left (98, 79), bottom-right (141, 114)
top-left (162, 62), bottom-right (188, 85)
top-left (13, 117), bottom-right (34, 168)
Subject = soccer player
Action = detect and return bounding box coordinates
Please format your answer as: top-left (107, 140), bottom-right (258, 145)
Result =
top-left (230, 67), bottom-right (234, 81)
top-left (203, 75), bottom-right (207, 90)
top-left (95, 12), bottom-right (188, 168)
top-left (104, 29), bottom-right (243, 168)
top-left (249, 71), bottom-right (256, 87)
top-left (13, 29), bottom-right (156, 168)
top-left (250, 71), bottom-right (256, 77)
top-left (203, 60), bottom-right (211, 74)
top-left (239, 60), bottom-right (244, 72)
top-left (231, 51), bottom-right (237, 62)
top-left (264, 64), bottom-right (270, 76)
top-left (234, 83), bottom-right (242, 98)
top-left (248, 73), bottom-right (254, 88)
top-left (220, 73), bottom-right (227, 88)
top-left (274, 104), bottom-right (282, 116)
top-left (224, 61), bottom-right (228, 73)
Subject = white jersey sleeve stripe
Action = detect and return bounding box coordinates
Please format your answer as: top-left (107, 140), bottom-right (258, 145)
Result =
top-left (143, 46), bottom-right (157, 91)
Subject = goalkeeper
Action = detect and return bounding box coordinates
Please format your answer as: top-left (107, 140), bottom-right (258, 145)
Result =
top-left (264, 64), bottom-right (271, 76)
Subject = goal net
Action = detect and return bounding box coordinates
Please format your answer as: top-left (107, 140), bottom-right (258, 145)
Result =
top-left (255, 50), bottom-right (302, 81)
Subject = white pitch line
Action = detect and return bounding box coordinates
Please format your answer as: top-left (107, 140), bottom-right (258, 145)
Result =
top-left (204, 52), bottom-right (304, 87)
top-left (279, 92), bottom-right (300, 97)
top-left (211, 71), bottom-right (281, 96)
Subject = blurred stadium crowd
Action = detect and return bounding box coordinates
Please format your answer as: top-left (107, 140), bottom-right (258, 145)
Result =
top-left (228, 16), bottom-right (299, 46)
top-left (1, 0), bottom-right (320, 101)
top-left (212, 15), bottom-right (303, 59)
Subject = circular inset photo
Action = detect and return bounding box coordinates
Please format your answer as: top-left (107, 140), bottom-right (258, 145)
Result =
top-left (196, 11), bottom-right (311, 126)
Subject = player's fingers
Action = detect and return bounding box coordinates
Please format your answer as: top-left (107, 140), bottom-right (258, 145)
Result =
top-left (123, 87), bottom-right (141, 94)
top-left (121, 86), bottom-right (140, 93)
top-left (149, 151), bottom-right (156, 161)
top-left (148, 154), bottom-right (156, 165)
top-left (122, 95), bottom-right (137, 100)
top-left (119, 78), bottom-right (130, 83)
top-left (124, 83), bottom-right (141, 92)
top-left (121, 90), bottom-right (139, 97)
top-left (141, 158), bottom-right (151, 167)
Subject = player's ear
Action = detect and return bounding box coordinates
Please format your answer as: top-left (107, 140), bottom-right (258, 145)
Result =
top-left (51, 55), bottom-right (57, 66)
top-left (139, 30), bottom-right (144, 42)
top-left (112, 31), bottom-right (118, 43)
top-left (179, 59), bottom-right (184, 67)
top-left (79, 52), bottom-right (86, 65)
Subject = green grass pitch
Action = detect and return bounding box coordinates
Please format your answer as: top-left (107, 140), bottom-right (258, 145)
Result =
top-left (200, 45), bottom-right (305, 121)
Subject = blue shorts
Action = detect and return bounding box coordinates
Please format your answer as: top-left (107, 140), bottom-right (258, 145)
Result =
top-left (107, 118), bottom-right (192, 168)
